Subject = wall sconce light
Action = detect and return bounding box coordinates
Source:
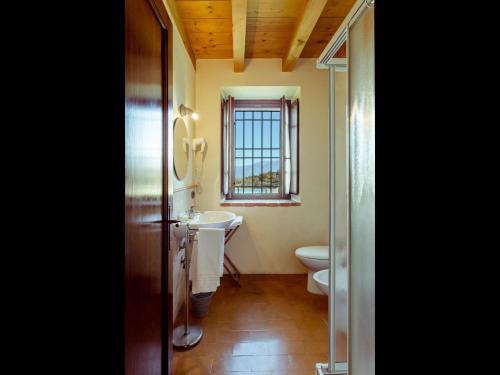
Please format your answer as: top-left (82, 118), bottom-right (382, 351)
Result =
top-left (179, 104), bottom-right (199, 120)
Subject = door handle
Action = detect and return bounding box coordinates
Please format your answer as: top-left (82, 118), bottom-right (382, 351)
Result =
top-left (145, 219), bottom-right (181, 224)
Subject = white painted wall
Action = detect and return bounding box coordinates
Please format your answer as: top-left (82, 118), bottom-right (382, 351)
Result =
top-left (195, 59), bottom-right (329, 274)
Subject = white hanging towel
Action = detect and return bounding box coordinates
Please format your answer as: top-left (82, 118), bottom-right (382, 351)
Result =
top-left (189, 227), bottom-right (225, 294)
top-left (228, 216), bottom-right (243, 229)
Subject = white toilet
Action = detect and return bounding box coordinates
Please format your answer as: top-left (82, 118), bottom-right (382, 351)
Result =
top-left (295, 245), bottom-right (329, 294)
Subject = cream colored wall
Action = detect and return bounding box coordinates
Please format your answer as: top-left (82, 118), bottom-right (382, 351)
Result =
top-left (195, 59), bottom-right (329, 274)
top-left (165, 4), bottom-right (196, 322)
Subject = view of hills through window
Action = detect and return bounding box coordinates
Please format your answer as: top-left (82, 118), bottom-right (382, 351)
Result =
top-left (234, 110), bottom-right (280, 194)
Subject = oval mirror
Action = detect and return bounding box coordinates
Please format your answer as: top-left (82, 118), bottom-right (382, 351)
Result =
top-left (173, 117), bottom-right (189, 181)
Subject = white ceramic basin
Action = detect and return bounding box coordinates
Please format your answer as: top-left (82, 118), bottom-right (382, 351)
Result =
top-left (313, 269), bottom-right (329, 295)
top-left (188, 211), bottom-right (236, 229)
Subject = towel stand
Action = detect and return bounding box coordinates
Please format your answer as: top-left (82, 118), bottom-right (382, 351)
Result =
top-left (172, 228), bottom-right (203, 349)
top-left (172, 223), bottom-right (243, 350)
top-left (223, 226), bottom-right (241, 286)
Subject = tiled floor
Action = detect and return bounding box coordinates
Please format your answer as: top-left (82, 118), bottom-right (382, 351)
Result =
top-left (173, 274), bottom-right (346, 375)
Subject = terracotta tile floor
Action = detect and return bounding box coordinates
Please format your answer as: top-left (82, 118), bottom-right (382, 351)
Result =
top-left (173, 274), bottom-right (346, 375)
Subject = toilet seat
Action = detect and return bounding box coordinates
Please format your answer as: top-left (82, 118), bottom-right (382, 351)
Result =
top-left (295, 246), bottom-right (328, 260)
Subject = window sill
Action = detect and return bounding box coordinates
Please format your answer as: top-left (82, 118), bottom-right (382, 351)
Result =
top-left (220, 197), bottom-right (301, 207)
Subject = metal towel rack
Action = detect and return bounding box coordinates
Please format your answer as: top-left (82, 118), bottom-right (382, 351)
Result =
top-left (172, 223), bottom-right (242, 349)
top-left (172, 225), bottom-right (203, 349)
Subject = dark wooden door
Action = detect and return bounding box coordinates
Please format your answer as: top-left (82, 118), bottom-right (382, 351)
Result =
top-left (125, 0), bottom-right (173, 374)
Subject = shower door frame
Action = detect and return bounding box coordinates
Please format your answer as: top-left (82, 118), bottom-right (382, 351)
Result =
top-left (317, 0), bottom-right (375, 374)
top-left (327, 59), bottom-right (348, 375)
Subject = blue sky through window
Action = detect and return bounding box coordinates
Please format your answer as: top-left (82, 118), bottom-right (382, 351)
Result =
top-left (234, 110), bottom-right (281, 194)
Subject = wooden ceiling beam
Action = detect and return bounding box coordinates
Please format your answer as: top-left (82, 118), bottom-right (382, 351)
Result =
top-left (282, 0), bottom-right (328, 72)
top-left (231, 0), bottom-right (247, 72)
top-left (164, 0), bottom-right (196, 68)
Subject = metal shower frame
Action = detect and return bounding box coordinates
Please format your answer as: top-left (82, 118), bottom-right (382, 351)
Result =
top-left (316, 0), bottom-right (375, 374)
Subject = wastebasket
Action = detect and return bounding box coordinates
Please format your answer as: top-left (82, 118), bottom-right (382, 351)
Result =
top-left (191, 292), bottom-right (214, 317)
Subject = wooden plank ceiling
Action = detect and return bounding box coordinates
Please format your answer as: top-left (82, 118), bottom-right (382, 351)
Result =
top-left (173, 0), bottom-right (355, 71)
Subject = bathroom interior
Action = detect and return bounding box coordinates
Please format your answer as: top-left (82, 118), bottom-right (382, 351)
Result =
top-left (125, 0), bottom-right (374, 374)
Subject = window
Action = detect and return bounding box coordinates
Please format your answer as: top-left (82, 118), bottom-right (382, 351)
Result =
top-left (221, 96), bottom-right (299, 200)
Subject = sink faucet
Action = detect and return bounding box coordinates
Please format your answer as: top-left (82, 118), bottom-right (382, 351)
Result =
top-left (187, 205), bottom-right (200, 219)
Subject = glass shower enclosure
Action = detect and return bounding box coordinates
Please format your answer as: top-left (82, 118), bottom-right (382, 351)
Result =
top-left (317, 0), bottom-right (375, 374)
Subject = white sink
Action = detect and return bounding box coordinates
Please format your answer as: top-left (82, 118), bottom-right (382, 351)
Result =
top-left (188, 211), bottom-right (236, 229)
top-left (313, 269), bottom-right (329, 295)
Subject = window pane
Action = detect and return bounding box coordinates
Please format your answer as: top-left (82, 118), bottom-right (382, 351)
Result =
top-left (263, 149), bottom-right (271, 157)
top-left (262, 159), bottom-right (272, 174)
top-left (272, 149), bottom-right (280, 157)
top-left (263, 121), bottom-right (271, 148)
top-left (271, 158), bottom-right (280, 192)
top-left (243, 158), bottom-right (253, 183)
top-left (254, 121), bottom-right (261, 148)
top-left (244, 121), bottom-right (253, 148)
top-left (234, 158), bottom-right (243, 181)
top-left (253, 149), bottom-right (262, 157)
top-left (262, 159), bottom-right (272, 193)
top-left (253, 162), bottom-right (262, 177)
top-left (271, 158), bottom-right (280, 173)
top-left (235, 121), bottom-right (243, 148)
top-left (244, 149), bottom-right (252, 157)
top-left (235, 149), bottom-right (243, 157)
top-left (244, 111), bottom-right (253, 119)
top-left (272, 121), bottom-right (280, 148)
top-left (272, 111), bottom-right (280, 120)
top-left (235, 111), bottom-right (243, 120)
top-left (254, 111), bottom-right (262, 119)
top-left (263, 112), bottom-right (271, 120)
